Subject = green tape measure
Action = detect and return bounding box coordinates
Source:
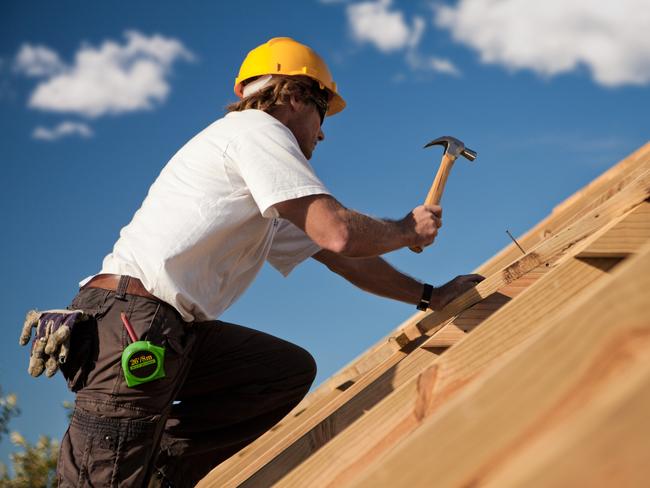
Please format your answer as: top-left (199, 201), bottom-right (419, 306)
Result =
top-left (120, 312), bottom-right (166, 387)
top-left (121, 341), bottom-right (166, 387)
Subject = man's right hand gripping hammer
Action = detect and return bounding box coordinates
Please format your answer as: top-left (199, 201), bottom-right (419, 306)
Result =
top-left (19, 310), bottom-right (90, 378)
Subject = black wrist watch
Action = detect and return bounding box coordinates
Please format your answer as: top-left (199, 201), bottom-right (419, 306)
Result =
top-left (416, 283), bottom-right (434, 311)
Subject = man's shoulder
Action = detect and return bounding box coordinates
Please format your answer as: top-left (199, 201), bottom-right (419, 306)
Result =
top-left (206, 110), bottom-right (295, 150)
top-left (216, 110), bottom-right (283, 132)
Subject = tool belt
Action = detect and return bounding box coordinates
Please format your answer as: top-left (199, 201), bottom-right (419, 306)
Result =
top-left (82, 274), bottom-right (162, 303)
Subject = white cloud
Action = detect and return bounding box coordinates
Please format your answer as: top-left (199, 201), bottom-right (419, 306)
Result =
top-left (435, 0), bottom-right (650, 87)
top-left (16, 31), bottom-right (194, 117)
top-left (406, 51), bottom-right (460, 76)
top-left (14, 45), bottom-right (65, 77)
top-left (345, 0), bottom-right (460, 76)
top-left (347, 0), bottom-right (424, 52)
top-left (32, 121), bottom-right (93, 141)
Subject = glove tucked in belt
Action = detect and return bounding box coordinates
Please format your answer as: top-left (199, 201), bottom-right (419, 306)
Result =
top-left (19, 309), bottom-right (90, 377)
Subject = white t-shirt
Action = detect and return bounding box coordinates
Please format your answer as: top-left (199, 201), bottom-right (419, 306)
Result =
top-left (85, 110), bottom-right (330, 322)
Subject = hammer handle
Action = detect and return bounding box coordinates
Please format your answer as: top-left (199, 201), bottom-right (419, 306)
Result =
top-left (409, 153), bottom-right (456, 253)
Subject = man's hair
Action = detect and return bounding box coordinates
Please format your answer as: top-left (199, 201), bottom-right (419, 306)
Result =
top-left (226, 76), bottom-right (328, 114)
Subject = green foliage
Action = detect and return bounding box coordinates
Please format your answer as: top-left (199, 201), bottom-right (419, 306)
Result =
top-left (0, 434), bottom-right (58, 488)
top-left (0, 391), bottom-right (69, 488)
top-left (62, 402), bottom-right (73, 423)
top-left (0, 389), bottom-right (20, 444)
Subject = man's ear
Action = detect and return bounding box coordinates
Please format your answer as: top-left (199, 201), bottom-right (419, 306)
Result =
top-left (288, 95), bottom-right (304, 113)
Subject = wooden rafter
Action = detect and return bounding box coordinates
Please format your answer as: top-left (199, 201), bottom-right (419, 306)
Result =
top-left (200, 198), bottom-right (645, 487)
top-left (300, 145), bottom-right (650, 401)
top-left (287, 143), bottom-right (650, 417)
top-left (578, 200), bottom-right (650, 257)
top-left (352, 242), bottom-right (650, 488)
top-left (274, 200), bottom-right (650, 487)
top-left (197, 263), bottom-right (547, 487)
top-left (197, 142), bottom-right (650, 488)
top-left (395, 166), bottom-right (650, 346)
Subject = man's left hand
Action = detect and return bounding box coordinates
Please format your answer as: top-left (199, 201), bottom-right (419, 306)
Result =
top-left (433, 274), bottom-right (485, 310)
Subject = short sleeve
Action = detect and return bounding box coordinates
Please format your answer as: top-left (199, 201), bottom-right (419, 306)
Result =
top-left (267, 219), bottom-right (320, 276)
top-left (226, 121), bottom-right (331, 218)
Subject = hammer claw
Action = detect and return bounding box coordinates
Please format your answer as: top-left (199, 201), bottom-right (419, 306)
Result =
top-left (461, 148), bottom-right (477, 161)
top-left (424, 135), bottom-right (477, 161)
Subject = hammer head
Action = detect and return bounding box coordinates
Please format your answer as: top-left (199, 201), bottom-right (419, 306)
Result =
top-left (424, 136), bottom-right (477, 161)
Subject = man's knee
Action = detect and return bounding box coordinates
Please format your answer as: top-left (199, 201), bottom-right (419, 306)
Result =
top-left (287, 343), bottom-right (317, 389)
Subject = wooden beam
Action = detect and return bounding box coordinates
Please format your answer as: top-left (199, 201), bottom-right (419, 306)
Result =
top-left (288, 143), bottom-right (650, 418)
top-left (273, 257), bottom-right (619, 488)
top-left (394, 167), bottom-right (650, 346)
top-left (275, 204), bottom-right (648, 487)
top-left (210, 242), bottom-right (559, 481)
top-left (483, 366), bottom-right (650, 488)
top-left (351, 243), bottom-right (650, 488)
top-left (578, 200), bottom-right (650, 257)
top-left (279, 145), bottom-right (650, 423)
top-left (420, 323), bottom-right (465, 348)
top-left (197, 268), bottom-right (544, 488)
top-left (481, 142), bottom-right (650, 276)
top-left (199, 171), bottom-right (649, 488)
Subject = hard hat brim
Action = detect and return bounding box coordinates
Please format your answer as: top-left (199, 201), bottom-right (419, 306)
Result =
top-left (327, 92), bottom-right (346, 116)
top-left (234, 37), bottom-right (346, 117)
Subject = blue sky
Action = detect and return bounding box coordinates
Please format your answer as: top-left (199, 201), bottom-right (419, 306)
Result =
top-left (1, 0), bottom-right (648, 466)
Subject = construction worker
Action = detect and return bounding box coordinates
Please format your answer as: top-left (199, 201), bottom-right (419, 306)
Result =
top-left (20, 37), bottom-right (483, 487)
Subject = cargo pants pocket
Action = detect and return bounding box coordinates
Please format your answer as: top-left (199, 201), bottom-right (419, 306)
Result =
top-left (58, 406), bottom-right (161, 488)
top-left (61, 288), bottom-right (113, 392)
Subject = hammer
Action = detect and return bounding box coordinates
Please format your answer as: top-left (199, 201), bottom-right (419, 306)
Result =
top-left (410, 135), bottom-right (477, 253)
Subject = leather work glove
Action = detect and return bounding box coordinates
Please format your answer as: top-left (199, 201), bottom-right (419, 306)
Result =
top-left (19, 309), bottom-right (90, 378)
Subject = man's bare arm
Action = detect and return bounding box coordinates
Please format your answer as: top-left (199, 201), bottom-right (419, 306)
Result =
top-left (313, 250), bottom-right (485, 310)
top-left (273, 194), bottom-right (441, 257)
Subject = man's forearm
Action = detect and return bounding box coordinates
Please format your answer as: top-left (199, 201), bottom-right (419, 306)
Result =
top-left (314, 251), bottom-right (485, 312)
top-left (333, 208), bottom-right (414, 257)
top-left (313, 250), bottom-right (424, 306)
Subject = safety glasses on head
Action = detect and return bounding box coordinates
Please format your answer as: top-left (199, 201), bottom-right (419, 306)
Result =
top-left (308, 95), bottom-right (328, 124)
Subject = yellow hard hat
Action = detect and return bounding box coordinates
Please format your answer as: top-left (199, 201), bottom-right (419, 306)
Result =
top-left (234, 37), bottom-right (346, 116)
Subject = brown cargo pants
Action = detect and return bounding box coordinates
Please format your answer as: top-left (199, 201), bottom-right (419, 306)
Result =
top-left (56, 279), bottom-right (317, 487)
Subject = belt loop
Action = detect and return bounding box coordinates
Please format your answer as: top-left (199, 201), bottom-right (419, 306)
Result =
top-left (115, 275), bottom-right (131, 300)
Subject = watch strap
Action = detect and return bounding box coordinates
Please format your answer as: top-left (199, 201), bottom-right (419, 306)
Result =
top-left (416, 283), bottom-right (434, 311)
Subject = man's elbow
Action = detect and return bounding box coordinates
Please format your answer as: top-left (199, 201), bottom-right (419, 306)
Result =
top-left (320, 224), bottom-right (352, 255)
top-left (321, 227), bottom-right (370, 257)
